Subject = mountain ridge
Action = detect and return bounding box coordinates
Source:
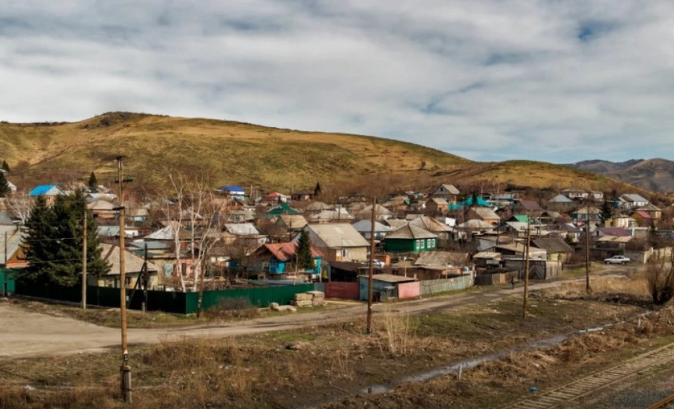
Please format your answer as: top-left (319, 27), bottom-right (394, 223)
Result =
top-left (569, 158), bottom-right (674, 192)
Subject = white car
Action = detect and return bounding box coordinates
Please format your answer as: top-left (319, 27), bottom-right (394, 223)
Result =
top-left (604, 255), bottom-right (630, 265)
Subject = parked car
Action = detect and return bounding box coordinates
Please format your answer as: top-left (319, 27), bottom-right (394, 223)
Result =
top-left (604, 255), bottom-right (630, 265)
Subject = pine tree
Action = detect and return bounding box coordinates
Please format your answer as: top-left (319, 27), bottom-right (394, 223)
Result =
top-left (600, 198), bottom-right (613, 223)
top-left (24, 191), bottom-right (110, 286)
top-left (1, 160), bottom-right (9, 172)
top-left (296, 230), bottom-right (314, 271)
top-left (88, 172), bottom-right (98, 192)
top-left (0, 171), bottom-right (9, 198)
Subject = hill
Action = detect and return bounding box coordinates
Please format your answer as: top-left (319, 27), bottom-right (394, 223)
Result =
top-left (570, 159), bottom-right (674, 192)
top-left (0, 112), bottom-right (649, 195)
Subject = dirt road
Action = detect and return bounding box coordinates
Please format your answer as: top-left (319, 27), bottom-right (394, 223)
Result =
top-left (0, 272), bottom-right (626, 359)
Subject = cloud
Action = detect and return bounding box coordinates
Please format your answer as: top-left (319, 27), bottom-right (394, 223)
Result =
top-left (1, 0), bottom-right (674, 163)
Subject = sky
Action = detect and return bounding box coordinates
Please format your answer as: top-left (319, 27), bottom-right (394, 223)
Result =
top-left (1, 1), bottom-right (674, 163)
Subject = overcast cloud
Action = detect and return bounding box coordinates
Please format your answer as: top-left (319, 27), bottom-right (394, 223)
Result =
top-left (1, 1), bottom-right (674, 162)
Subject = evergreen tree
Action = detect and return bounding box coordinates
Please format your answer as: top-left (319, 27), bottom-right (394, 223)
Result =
top-left (0, 171), bottom-right (9, 197)
top-left (88, 172), bottom-right (98, 192)
top-left (24, 191), bottom-right (109, 286)
top-left (1, 160), bottom-right (9, 172)
top-left (600, 198), bottom-right (613, 223)
top-left (296, 230), bottom-right (314, 271)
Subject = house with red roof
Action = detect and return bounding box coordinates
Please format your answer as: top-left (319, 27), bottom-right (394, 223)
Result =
top-left (250, 242), bottom-right (323, 279)
top-left (631, 210), bottom-right (655, 227)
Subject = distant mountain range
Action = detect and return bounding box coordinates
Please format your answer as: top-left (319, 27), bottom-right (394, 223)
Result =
top-left (568, 159), bottom-right (674, 192)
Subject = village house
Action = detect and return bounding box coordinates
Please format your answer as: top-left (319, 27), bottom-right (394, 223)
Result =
top-left (383, 225), bottom-right (438, 253)
top-left (249, 242), bottom-right (323, 280)
top-left (605, 215), bottom-right (638, 229)
top-left (512, 200), bottom-right (542, 214)
top-left (304, 201), bottom-right (333, 214)
top-left (291, 190), bottom-right (314, 202)
top-left (355, 204), bottom-right (391, 221)
top-left (531, 238), bottom-right (574, 262)
top-left (299, 223), bottom-right (370, 262)
top-left (571, 207), bottom-right (602, 222)
top-left (309, 208), bottom-right (354, 223)
top-left (93, 243), bottom-right (163, 289)
top-left (87, 200), bottom-right (116, 220)
top-left (430, 184), bottom-right (460, 204)
top-left (619, 194), bottom-right (649, 209)
top-left (631, 210), bottom-right (655, 227)
top-left (29, 184), bottom-right (65, 206)
top-left (424, 197), bottom-right (449, 214)
top-left (636, 203), bottom-right (662, 220)
top-left (466, 207), bottom-right (501, 225)
top-left (216, 185), bottom-right (247, 198)
top-left (408, 215), bottom-right (453, 240)
top-left (561, 188), bottom-right (589, 200)
top-left (351, 219), bottom-right (391, 240)
top-left (547, 194), bottom-right (575, 210)
top-left (275, 214), bottom-right (308, 233)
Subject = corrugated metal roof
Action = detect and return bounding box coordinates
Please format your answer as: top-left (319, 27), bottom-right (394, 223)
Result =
top-left (470, 207), bottom-right (500, 220)
top-left (385, 219), bottom-right (409, 229)
top-left (261, 242), bottom-right (322, 261)
top-left (414, 251), bottom-right (468, 267)
top-left (100, 243), bottom-right (162, 275)
top-left (29, 185), bottom-right (63, 197)
top-left (351, 220), bottom-right (391, 233)
top-left (458, 219), bottom-right (493, 229)
top-left (385, 225), bottom-right (438, 240)
top-left (621, 194), bottom-right (649, 203)
top-left (225, 223), bottom-right (260, 236)
top-left (549, 194), bottom-right (573, 203)
top-left (409, 216), bottom-right (452, 232)
top-left (305, 223), bottom-right (370, 248)
top-left (278, 215), bottom-right (308, 229)
top-left (532, 238), bottom-right (574, 254)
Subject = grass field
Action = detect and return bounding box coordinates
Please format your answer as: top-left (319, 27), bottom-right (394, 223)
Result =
top-left (0, 112), bottom-right (646, 194)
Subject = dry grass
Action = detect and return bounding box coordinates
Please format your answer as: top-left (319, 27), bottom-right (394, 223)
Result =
top-left (0, 295), bottom-right (655, 409)
top-left (542, 274), bottom-right (651, 303)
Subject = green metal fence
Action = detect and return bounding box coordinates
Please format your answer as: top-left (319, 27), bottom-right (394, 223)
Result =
top-left (14, 279), bottom-right (312, 315)
top-left (0, 268), bottom-right (17, 295)
top-left (188, 284), bottom-right (314, 313)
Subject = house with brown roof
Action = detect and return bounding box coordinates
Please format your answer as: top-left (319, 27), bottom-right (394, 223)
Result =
top-left (430, 184), bottom-right (460, 203)
top-left (466, 207), bottom-right (500, 225)
top-left (425, 197), bottom-right (449, 214)
top-left (299, 223), bottom-right (369, 262)
top-left (408, 216), bottom-right (452, 240)
top-left (531, 238), bottom-right (574, 262)
top-left (513, 200), bottom-right (542, 214)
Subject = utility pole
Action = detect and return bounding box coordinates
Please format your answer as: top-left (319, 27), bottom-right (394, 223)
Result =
top-left (82, 209), bottom-right (87, 309)
top-left (116, 156), bottom-right (131, 403)
top-left (586, 222), bottom-right (592, 294)
top-left (366, 197), bottom-right (376, 334)
top-left (522, 218), bottom-right (531, 319)
top-left (197, 246), bottom-right (209, 319)
top-left (3, 231), bottom-right (7, 297)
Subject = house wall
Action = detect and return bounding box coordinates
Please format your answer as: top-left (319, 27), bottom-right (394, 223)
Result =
top-left (384, 238), bottom-right (438, 253)
top-left (397, 282), bottom-right (420, 299)
top-left (321, 247), bottom-right (367, 263)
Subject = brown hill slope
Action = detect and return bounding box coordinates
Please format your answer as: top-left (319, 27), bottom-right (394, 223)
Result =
top-left (0, 112), bottom-right (650, 195)
top-left (571, 159), bottom-right (674, 192)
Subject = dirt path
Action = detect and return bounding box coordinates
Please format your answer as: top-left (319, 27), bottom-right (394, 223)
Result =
top-left (0, 271), bottom-right (628, 359)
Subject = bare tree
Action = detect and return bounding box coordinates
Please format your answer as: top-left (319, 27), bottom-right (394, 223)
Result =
top-left (5, 189), bottom-right (34, 224)
top-left (646, 249), bottom-right (674, 305)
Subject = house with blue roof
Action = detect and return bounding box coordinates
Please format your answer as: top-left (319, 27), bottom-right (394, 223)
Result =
top-left (29, 184), bottom-right (64, 205)
top-left (217, 185), bottom-right (246, 197)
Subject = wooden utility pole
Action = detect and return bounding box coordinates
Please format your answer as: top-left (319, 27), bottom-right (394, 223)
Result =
top-left (82, 209), bottom-right (87, 309)
top-left (116, 156), bottom-right (131, 403)
top-left (522, 219), bottom-right (531, 319)
top-left (586, 222), bottom-right (592, 294)
top-left (3, 231), bottom-right (7, 297)
top-left (366, 197), bottom-right (376, 334)
top-left (197, 249), bottom-right (208, 319)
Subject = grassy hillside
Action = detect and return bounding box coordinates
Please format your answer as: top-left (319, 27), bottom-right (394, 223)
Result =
top-left (0, 112), bottom-right (650, 195)
top-left (0, 112), bottom-right (466, 190)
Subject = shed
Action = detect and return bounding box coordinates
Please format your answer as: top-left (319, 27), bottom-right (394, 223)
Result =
top-left (531, 238), bottom-right (574, 262)
top-left (358, 274), bottom-right (419, 301)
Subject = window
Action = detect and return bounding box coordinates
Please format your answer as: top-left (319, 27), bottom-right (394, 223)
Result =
top-left (427, 239), bottom-right (432, 248)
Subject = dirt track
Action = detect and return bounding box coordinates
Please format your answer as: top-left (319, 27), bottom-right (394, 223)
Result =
top-left (0, 273), bottom-right (626, 359)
